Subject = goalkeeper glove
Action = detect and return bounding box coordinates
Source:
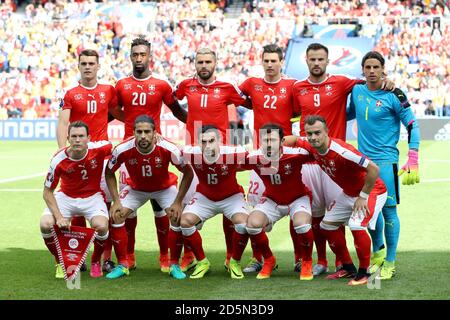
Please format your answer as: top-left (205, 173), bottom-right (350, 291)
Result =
top-left (398, 149), bottom-right (420, 185)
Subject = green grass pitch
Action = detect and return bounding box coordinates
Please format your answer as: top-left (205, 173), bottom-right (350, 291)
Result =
top-left (0, 140), bottom-right (449, 300)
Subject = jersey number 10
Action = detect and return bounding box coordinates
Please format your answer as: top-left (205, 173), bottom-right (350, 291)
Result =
top-left (87, 101), bottom-right (97, 113)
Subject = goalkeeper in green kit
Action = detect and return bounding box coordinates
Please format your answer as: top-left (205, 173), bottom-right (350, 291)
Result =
top-left (347, 51), bottom-right (421, 280)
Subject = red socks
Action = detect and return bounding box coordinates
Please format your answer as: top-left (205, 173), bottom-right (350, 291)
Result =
top-left (125, 217), bottom-right (137, 256)
top-left (183, 230), bottom-right (206, 261)
top-left (111, 225), bottom-right (129, 267)
top-left (222, 216), bottom-right (234, 260)
top-left (351, 229), bottom-right (371, 270)
top-left (168, 227), bottom-right (184, 265)
top-left (154, 215), bottom-right (169, 255)
top-left (249, 231), bottom-right (273, 260)
top-left (231, 230), bottom-right (249, 261)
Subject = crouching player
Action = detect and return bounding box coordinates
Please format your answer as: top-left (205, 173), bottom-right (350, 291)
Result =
top-left (244, 124), bottom-right (315, 280)
top-left (167, 125), bottom-right (250, 279)
top-left (40, 121), bottom-right (112, 278)
top-left (300, 115), bottom-right (388, 286)
top-left (104, 115), bottom-right (193, 279)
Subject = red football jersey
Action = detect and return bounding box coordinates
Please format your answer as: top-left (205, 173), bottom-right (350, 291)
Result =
top-left (115, 74), bottom-right (176, 139)
top-left (183, 145), bottom-right (247, 201)
top-left (61, 83), bottom-right (118, 141)
top-left (108, 138), bottom-right (182, 192)
top-left (175, 77), bottom-right (247, 144)
top-left (44, 141), bottom-right (112, 198)
top-left (296, 138), bottom-right (386, 197)
top-left (239, 76), bottom-right (297, 147)
top-left (293, 74), bottom-right (364, 140)
top-left (245, 146), bottom-right (312, 205)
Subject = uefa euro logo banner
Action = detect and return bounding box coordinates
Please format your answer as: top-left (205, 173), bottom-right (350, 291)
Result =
top-left (52, 225), bottom-right (96, 281)
top-left (284, 37), bottom-right (374, 80)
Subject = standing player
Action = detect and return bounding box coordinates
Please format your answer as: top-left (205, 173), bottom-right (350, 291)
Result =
top-left (291, 43), bottom-right (395, 276)
top-left (174, 48), bottom-right (249, 269)
top-left (348, 51), bottom-right (420, 280)
top-left (238, 44), bottom-right (300, 273)
top-left (56, 49), bottom-right (119, 272)
top-left (301, 115), bottom-right (387, 286)
top-left (171, 125), bottom-right (250, 279)
top-left (40, 122), bottom-right (112, 278)
top-left (244, 124), bottom-right (315, 280)
top-left (114, 37), bottom-right (187, 271)
top-left (104, 115), bottom-right (193, 279)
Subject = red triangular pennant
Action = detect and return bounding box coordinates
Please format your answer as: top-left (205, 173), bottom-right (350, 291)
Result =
top-left (52, 225), bottom-right (96, 281)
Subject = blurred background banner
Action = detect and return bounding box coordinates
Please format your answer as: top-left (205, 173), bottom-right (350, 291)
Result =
top-left (284, 37), bottom-right (374, 80)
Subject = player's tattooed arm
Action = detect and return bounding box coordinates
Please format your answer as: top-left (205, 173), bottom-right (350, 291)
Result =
top-left (168, 100), bottom-right (187, 123)
top-left (43, 186), bottom-right (69, 229)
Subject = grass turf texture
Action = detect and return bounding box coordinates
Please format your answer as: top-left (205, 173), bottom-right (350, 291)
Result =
top-left (0, 141), bottom-right (449, 299)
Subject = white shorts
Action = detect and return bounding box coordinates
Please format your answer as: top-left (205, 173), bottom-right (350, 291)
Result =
top-left (120, 185), bottom-right (178, 218)
top-left (324, 190), bottom-right (387, 230)
top-left (247, 170), bottom-right (265, 207)
top-left (301, 163), bottom-right (342, 217)
top-left (42, 191), bottom-right (109, 221)
top-left (252, 196), bottom-right (312, 231)
top-left (183, 192), bottom-right (249, 223)
top-left (100, 159), bottom-right (112, 203)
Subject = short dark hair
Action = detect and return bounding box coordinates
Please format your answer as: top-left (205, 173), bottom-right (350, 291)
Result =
top-left (79, 49), bottom-right (99, 63)
top-left (200, 124), bottom-right (220, 136)
top-left (260, 123), bottom-right (284, 139)
top-left (262, 44), bottom-right (283, 61)
top-left (131, 37), bottom-right (151, 52)
top-left (361, 51), bottom-right (385, 67)
top-left (134, 115), bottom-right (155, 130)
top-left (68, 121), bottom-right (89, 135)
top-left (304, 115), bottom-right (328, 129)
top-left (306, 43), bottom-right (329, 56)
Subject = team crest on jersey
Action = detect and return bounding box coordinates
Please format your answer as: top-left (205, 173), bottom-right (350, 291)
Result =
top-left (90, 159), bottom-right (98, 169)
top-left (74, 94), bottom-right (83, 101)
top-left (280, 87), bottom-right (286, 94)
top-left (195, 164), bottom-right (203, 170)
top-left (128, 158), bottom-right (138, 165)
top-left (329, 160), bottom-right (335, 167)
top-left (325, 85), bottom-right (332, 91)
top-left (358, 95), bottom-right (364, 101)
top-left (124, 84), bottom-right (132, 90)
top-left (220, 164), bottom-right (228, 175)
top-left (155, 157), bottom-right (162, 168)
top-left (284, 163), bottom-right (292, 175)
top-left (189, 86), bottom-right (197, 92)
top-left (376, 100), bottom-right (382, 107)
top-left (254, 85), bottom-right (263, 92)
top-left (148, 84), bottom-right (156, 95)
top-left (99, 92), bottom-right (106, 103)
top-left (300, 88), bottom-right (308, 96)
top-left (67, 167), bottom-right (75, 174)
top-left (213, 88), bottom-right (220, 97)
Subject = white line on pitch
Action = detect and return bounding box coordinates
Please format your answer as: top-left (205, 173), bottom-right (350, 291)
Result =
top-left (422, 178), bottom-right (450, 183)
top-left (0, 173), bottom-right (45, 184)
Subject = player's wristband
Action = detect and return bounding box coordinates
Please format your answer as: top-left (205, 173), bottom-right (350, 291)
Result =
top-left (359, 191), bottom-right (369, 199)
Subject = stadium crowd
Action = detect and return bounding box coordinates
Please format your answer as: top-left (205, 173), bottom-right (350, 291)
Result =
top-left (0, 0), bottom-right (449, 119)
